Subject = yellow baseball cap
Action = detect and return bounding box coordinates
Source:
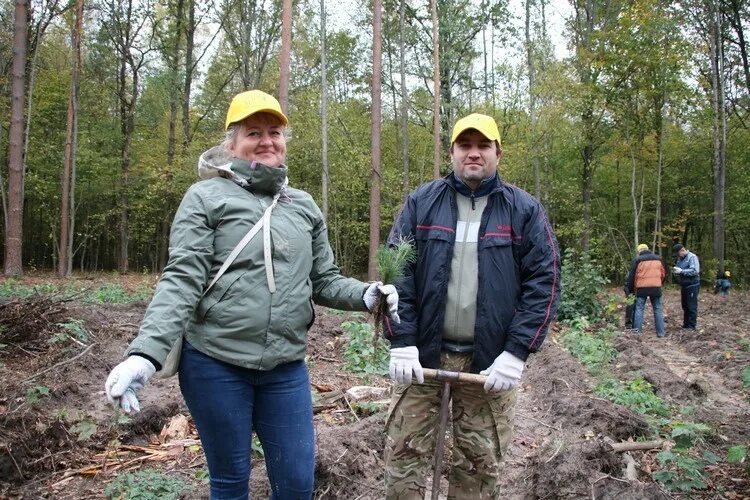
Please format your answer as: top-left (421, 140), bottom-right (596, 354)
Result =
top-left (450, 113), bottom-right (501, 145)
top-left (225, 90), bottom-right (288, 130)
top-left (637, 243), bottom-right (649, 252)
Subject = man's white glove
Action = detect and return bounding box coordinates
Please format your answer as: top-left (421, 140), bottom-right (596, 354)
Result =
top-left (363, 281), bottom-right (400, 324)
top-left (480, 351), bottom-right (525, 392)
top-left (389, 346), bottom-right (424, 385)
top-left (105, 356), bottom-right (156, 413)
top-left (672, 266), bottom-right (682, 275)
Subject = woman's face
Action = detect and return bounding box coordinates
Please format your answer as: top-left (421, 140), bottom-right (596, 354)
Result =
top-left (228, 112), bottom-right (287, 167)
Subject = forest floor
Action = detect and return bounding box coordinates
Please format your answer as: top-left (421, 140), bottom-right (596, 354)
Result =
top-left (0, 275), bottom-right (748, 499)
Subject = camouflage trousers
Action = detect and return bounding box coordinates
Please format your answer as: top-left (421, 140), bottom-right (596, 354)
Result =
top-left (384, 351), bottom-right (517, 500)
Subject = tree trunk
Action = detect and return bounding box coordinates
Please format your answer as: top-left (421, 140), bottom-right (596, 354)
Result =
top-left (182, 0), bottom-right (194, 148)
top-left (279, 0), bottom-right (292, 114)
top-left (526, 0), bottom-right (541, 199)
top-left (4, 0), bottom-right (28, 277)
top-left (59, 0), bottom-right (84, 277)
top-left (431, 0), bottom-right (441, 179)
top-left (368, 0), bottom-right (382, 280)
top-left (728, 0), bottom-right (750, 97)
top-left (399, 0), bottom-right (410, 199)
top-left (320, 0), bottom-right (329, 218)
top-left (652, 91), bottom-right (665, 255)
top-left (711, 0), bottom-right (726, 272)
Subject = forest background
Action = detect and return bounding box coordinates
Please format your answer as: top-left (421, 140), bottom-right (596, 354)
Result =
top-left (0, 0), bottom-right (747, 285)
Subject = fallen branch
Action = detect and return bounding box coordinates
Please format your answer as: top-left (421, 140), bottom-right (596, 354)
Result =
top-left (23, 343), bottom-right (96, 382)
top-left (609, 439), bottom-right (664, 453)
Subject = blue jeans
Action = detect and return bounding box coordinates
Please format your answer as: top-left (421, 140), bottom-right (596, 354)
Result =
top-left (179, 341), bottom-right (314, 500)
top-left (680, 283), bottom-right (700, 328)
top-left (633, 295), bottom-right (665, 337)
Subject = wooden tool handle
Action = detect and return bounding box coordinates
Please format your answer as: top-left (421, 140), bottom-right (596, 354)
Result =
top-left (422, 368), bottom-right (487, 385)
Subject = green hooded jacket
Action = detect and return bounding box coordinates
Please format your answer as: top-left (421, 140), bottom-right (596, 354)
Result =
top-left (126, 155), bottom-right (368, 370)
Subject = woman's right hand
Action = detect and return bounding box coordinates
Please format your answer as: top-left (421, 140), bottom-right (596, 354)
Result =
top-left (105, 356), bottom-right (156, 413)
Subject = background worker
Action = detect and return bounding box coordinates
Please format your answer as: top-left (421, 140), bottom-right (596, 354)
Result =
top-left (104, 89), bottom-right (398, 500)
top-left (624, 243), bottom-right (666, 337)
top-left (672, 243), bottom-right (701, 330)
top-left (384, 113), bottom-right (561, 499)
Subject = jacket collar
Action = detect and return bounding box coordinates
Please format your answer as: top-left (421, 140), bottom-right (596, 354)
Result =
top-left (231, 159), bottom-right (288, 195)
top-left (445, 171), bottom-right (502, 197)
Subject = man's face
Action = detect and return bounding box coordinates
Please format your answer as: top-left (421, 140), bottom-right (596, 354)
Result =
top-left (450, 130), bottom-right (501, 189)
top-left (228, 112), bottom-right (287, 167)
top-left (678, 248), bottom-right (688, 258)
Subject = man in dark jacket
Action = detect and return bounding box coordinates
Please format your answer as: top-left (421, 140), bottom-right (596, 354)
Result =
top-left (672, 243), bottom-right (701, 329)
top-left (625, 243), bottom-right (666, 337)
top-left (383, 113), bottom-right (561, 499)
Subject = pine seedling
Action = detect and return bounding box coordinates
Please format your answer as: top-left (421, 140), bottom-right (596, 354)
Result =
top-left (372, 236), bottom-right (416, 338)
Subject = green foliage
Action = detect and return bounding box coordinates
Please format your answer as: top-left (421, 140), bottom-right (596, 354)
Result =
top-left (69, 419), bottom-right (98, 441)
top-left (194, 469), bottom-right (210, 482)
top-left (559, 319), bottom-right (617, 373)
top-left (89, 284), bottom-right (153, 304)
top-left (668, 421), bottom-right (711, 450)
top-left (25, 385), bottom-right (51, 405)
top-left (352, 401), bottom-right (387, 417)
top-left (557, 249), bottom-right (611, 322)
top-left (739, 339), bottom-right (750, 352)
top-left (342, 321), bottom-right (389, 375)
top-left (594, 377), bottom-right (670, 416)
top-left (0, 278), bottom-right (59, 298)
top-left (51, 319), bottom-right (89, 345)
top-left (727, 445), bottom-right (747, 464)
top-left (743, 366), bottom-right (750, 389)
top-left (652, 450), bottom-right (717, 492)
top-left (104, 468), bottom-right (189, 500)
top-left (251, 434), bottom-right (264, 457)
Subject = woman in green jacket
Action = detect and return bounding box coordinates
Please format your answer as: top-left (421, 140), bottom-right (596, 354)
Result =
top-left (105, 90), bottom-right (398, 499)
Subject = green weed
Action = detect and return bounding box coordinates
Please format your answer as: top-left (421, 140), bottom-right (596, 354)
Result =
top-left (559, 320), bottom-right (617, 373)
top-left (594, 377), bottom-right (670, 416)
top-left (25, 385), bottom-right (50, 405)
top-left (652, 449), bottom-right (719, 492)
top-left (342, 321), bottom-right (389, 376)
top-left (104, 468), bottom-right (189, 500)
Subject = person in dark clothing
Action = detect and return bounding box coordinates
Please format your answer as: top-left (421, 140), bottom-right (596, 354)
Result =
top-left (383, 112), bottom-right (561, 498)
top-left (672, 243), bottom-right (700, 329)
top-left (625, 243), bottom-right (666, 337)
top-left (715, 270), bottom-right (731, 297)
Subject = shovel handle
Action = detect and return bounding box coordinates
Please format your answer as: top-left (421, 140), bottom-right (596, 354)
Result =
top-left (422, 368), bottom-right (487, 386)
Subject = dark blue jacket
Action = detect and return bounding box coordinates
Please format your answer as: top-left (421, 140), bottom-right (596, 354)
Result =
top-left (387, 172), bottom-right (561, 373)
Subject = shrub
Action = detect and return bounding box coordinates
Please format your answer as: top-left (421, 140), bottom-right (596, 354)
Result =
top-left (559, 319), bottom-right (617, 373)
top-left (557, 249), bottom-right (611, 322)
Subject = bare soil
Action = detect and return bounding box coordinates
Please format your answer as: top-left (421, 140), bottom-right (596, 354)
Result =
top-left (0, 277), bottom-right (748, 499)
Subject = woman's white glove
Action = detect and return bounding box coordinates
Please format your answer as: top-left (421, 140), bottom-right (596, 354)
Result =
top-left (363, 281), bottom-right (400, 323)
top-left (389, 346), bottom-right (424, 385)
top-left (105, 356), bottom-right (156, 413)
top-left (480, 351), bottom-right (524, 392)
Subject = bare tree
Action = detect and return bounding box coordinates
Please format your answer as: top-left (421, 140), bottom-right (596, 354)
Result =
top-left (526, 0), bottom-right (541, 199)
top-left (368, 0), bottom-right (383, 279)
top-left (430, 0), bottom-right (440, 179)
top-left (279, 0), bottom-right (292, 113)
top-left (320, 0), bottom-right (329, 218)
top-left (710, 0), bottom-right (726, 272)
top-left (58, 0), bottom-right (84, 277)
top-left (223, 0), bottom-right (281, 89)
top-left (399, 0), bottom-right (410, 200)
top-left (100, 0), bottom-right (157, 273)
top-left (4, 0), bottom-right (29, 276)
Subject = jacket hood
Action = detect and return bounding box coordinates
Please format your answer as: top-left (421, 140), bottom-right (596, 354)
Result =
top-left (198, 146), bottom-right (288, 195)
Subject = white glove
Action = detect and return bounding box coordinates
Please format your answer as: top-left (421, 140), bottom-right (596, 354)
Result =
top-left (480, 351), bottom-right (524, 392)
top-left (672, 266), bottom-right (682, 274)
top-left (363, 281), bottom-right (400, 324)
top-left (389, 346), bottom-right (424, 385)
top-left (105, 356), bottom-right (156, 413)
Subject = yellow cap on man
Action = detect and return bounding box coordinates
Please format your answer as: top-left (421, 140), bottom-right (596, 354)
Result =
top-left (637, 243), bottom-right (649, 253)
top-left (451, 113), bottom-right (501, 145)
top-left (225, 90), bottom-right (288, 130)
